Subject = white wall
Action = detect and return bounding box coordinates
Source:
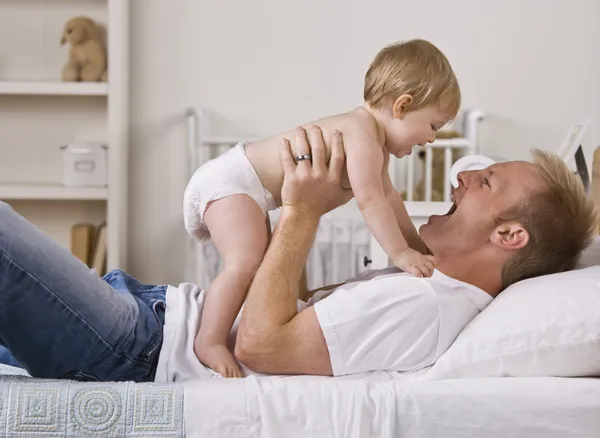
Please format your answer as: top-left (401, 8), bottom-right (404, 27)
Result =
top-left (128, 0), bottom-right (600, 285)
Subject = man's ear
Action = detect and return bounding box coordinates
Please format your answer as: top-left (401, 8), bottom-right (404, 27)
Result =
top-left (392, 94), bottom-right (413, 119)
top-left (490, 222), bottom-right (529, 251)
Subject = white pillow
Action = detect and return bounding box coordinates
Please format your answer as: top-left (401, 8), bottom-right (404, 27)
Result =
top-left (425, 252), bottom-right (600, 380)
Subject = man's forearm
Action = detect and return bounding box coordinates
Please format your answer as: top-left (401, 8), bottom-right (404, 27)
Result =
top-left (238, 209), bottom-right (318, 339)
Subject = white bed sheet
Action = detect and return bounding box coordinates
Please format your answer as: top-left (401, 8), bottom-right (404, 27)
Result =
top-left (183, 372), bottom-right (600, 438)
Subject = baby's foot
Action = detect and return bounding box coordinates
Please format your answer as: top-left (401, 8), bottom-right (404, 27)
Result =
top-left (195, 343), bottom-right (244, 378)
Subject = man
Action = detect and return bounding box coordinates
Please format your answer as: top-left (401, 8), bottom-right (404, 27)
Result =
top-left (0, 127), bottom-right (595, 381)
top-left (233, 127), bottom-right (598, 377)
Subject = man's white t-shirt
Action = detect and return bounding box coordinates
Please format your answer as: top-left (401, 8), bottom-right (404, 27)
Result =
top-left (154, 268), bottom-right (492, 383)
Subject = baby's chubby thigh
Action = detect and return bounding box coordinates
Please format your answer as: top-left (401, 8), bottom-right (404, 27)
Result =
top-left (203, 194), bottom-right (270, 274)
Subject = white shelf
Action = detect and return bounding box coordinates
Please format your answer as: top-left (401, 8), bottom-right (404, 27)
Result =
top-left (0, 183), bottom-right (108, 201)
top-left (0, 81), bottom-right (108, 97)
top-left (0, 0), bottom-right (130, 270)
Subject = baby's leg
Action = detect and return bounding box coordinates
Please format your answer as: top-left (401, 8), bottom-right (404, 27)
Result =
top-left (195, 195), bottom-right (269, 378)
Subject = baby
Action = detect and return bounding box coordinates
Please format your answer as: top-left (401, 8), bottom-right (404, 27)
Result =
top-left (184, 39), bottom-right (461, 377)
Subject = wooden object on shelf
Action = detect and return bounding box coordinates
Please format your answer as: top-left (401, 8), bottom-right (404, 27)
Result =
top-left (70, 223), bottom-right (96, 266)
top-left (91, 222), bottom-right (108, 276)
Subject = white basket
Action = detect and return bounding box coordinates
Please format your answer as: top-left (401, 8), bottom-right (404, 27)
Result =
top-left (60, 142), bottom-right (108, 187)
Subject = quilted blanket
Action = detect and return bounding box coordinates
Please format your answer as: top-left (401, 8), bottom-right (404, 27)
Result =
top-left (0, 365), bottom-right (185, 437)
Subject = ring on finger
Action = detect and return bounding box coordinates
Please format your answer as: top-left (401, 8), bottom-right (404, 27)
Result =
top-left (295, 154), bottom-right (312, 162)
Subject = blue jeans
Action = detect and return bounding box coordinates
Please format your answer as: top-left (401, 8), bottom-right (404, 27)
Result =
top-left (0, 201), bottom-right (167, 382)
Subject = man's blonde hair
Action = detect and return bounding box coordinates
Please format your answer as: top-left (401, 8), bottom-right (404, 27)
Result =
top-left (499, 149), bottom-right (598, 289)
top-left (364, 39), bottom-right (461, 118)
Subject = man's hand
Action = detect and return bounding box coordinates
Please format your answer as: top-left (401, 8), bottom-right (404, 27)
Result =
top-left (280, 126), bottom-right (353, 221)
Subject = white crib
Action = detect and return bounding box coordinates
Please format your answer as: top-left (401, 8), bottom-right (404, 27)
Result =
top-left (185, 108), bottom-right (485, 289)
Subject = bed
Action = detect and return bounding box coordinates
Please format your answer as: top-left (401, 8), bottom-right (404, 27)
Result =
top-left (3, 366), bottom-right (599, 438)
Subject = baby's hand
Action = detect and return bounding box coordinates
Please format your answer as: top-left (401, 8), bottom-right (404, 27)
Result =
top-left (393, 248), bottom-right (435, 278)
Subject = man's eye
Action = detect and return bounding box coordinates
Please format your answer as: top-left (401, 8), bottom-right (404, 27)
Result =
top-left (483, 177), bottom-right (491, 187)
top-left (431, 124), bottom-right (437, 131)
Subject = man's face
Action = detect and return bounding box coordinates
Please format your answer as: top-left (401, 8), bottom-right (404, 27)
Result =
top-left (420, 161), bottom-right (546, 257)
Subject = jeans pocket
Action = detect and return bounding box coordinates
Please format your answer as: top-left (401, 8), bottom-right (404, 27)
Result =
top-left (135, 299), bottom-right (166, 367)
top-left (102, 270), bottom-right (167, 370)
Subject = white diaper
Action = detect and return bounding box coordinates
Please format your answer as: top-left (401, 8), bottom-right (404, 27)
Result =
top-left (183, 143), bottom-right (277, 242)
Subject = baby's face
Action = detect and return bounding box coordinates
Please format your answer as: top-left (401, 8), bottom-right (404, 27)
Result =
top-left (384, 104), bottom-right (449, 158)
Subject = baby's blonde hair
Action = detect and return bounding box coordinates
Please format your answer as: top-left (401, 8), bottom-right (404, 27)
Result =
top-left (363, 39), bottom-right (461, 118)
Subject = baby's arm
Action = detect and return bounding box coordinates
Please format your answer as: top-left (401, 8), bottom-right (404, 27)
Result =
top-left (345, 130), bottom-right (434, 277)
top-left (381, 155), bottom-right (430, 255)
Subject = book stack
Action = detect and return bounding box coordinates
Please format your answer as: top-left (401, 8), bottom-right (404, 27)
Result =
top-left (70, 222), bottom-right (108, 275)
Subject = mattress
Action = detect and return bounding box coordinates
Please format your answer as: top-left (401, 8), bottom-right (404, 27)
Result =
top-left (3, 362), bottom-right (599, 438)
top-left (183, 372), bottom-right (600, 438)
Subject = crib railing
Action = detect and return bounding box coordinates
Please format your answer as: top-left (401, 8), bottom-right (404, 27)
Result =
top-left (392, 110), bottom-right (484, 203)
top-left (187, 108), bottom-right (484, 202)
top-left (404, 141), bottom-right (470, 202)
top-left (184, 107), bottom-right (484, 286)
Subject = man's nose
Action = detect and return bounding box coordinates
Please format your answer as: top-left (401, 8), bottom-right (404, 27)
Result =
top-left (456, 170), bottom-right (481, 188)
top-left (456, 170), bottom-right (478, 187)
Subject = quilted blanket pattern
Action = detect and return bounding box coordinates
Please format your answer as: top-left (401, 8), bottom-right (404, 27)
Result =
top-left (0, 373), bottom-right (184, 437)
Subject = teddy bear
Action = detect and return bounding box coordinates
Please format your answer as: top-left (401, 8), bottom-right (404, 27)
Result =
top-left (60, 16), bottom-right (107, 82)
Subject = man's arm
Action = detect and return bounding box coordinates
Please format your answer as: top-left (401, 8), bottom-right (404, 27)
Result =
top-left (235, 209), bottom-right (333, 375)
top-left (235, 126), bottom-right (352, 375)
top-left (298, 266), bottom-right (310, 302)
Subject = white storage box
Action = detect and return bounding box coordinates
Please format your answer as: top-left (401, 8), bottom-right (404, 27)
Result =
top-left (60, 142), bottom-right (108, 187)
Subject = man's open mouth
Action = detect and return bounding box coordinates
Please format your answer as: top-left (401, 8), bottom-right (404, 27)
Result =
top-left (445, 202), bottom-right (457, 216)
top-left (444, 192), bottom-right (458, 216)
top-left (428, 193), bottom-right (458, 224)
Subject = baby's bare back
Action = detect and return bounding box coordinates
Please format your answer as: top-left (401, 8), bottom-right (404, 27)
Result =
top-left (245, 107), bottom-right (377, 206)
